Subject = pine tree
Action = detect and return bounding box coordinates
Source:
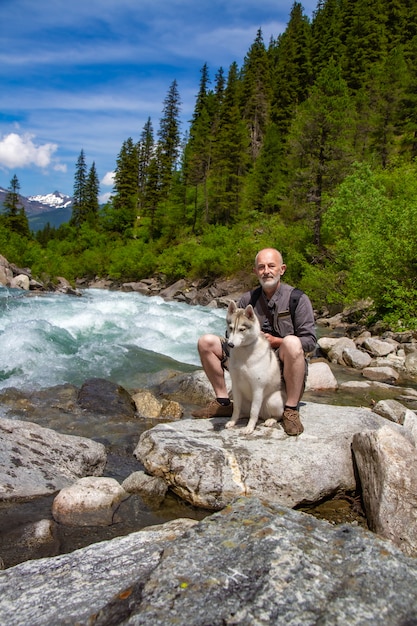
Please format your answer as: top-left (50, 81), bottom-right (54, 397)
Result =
top-left (2, 174), bottom-right (30, 237)
top-left (311, 0), bottom-right (343, 79)
top-left (339, 0), bottom-right (389, 91)
top-left (240, 29), bottom-right (272, 161)
top-left (70, 149), bottom-right (88, 228)
top-left (141, 156), bottom-right (161, 239)
top-left (184, 64), bottom-right (214, 228)
top-left (157, 80), bottom-right (182, 196)
top-left (85, 162), bottom-right (100, 224)
top-left (137, 117), bottom-right (155, 214)
top-left (208, 62), bottom-right (249, 224)
top-left (269, 2), bottom-right (312, 134)
top-left (284, 61), bottom-right (355, 249)
top-left (110, 137), bottom-right (139, 233)
top-left (366, 47), bottom-right (409, 167)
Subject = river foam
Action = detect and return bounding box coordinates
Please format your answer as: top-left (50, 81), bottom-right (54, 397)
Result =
top-left (0, 288), bottom-right (226, 392)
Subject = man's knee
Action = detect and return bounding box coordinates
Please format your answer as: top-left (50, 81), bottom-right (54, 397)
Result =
top-left (280, 335), bottom-right (303, 360)
top-left (198, 334), bottom-right (222, 355)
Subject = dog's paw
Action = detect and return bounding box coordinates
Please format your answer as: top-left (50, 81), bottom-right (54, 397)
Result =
top-left (242, 425), bottom-right (255, 435)
top-left (225, 420), bottom-right (236, 429)
top-left (264, 418), bottom-right (277, 428)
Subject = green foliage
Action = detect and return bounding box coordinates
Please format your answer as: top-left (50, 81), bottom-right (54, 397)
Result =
top-left (108, 240), bottom-right (158, 281)
top-left (2, 174), bottom-right (31, 238)
top-left (6, 0), bottom-right (417, 329)
top-left (322, 162), bottom-right (417, 327)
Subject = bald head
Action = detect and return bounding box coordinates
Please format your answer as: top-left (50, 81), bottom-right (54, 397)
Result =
top-left (254, 248), bottom-right (286, 297)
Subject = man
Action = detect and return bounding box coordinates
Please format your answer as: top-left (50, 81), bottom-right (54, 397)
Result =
top-left (191, 248), bottom-right (317, 435)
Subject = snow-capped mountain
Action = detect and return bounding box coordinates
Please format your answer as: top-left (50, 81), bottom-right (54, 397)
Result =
top-left (0, 187), bottom-right (72, 216)
top-left (28, 191), bottom-right (72, 211)
top-left (0, 187), bottom-right (73, 231)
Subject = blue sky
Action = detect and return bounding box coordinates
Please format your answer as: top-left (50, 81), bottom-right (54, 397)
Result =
top-left (0, 0), bottom-right (316, 201)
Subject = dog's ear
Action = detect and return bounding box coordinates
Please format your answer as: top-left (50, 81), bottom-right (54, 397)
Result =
top-left (228, 300), bottom-right (237, 314)
top-left (245, 304), bottom-right (256, 319)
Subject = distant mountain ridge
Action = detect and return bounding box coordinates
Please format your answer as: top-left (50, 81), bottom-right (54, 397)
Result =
top-left (0, 187), bottom-right (73, 231)
top-left (0, 187), bottom-right (72, 215)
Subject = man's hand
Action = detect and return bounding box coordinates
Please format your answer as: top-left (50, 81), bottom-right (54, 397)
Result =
top-left (264, 333), bottom-right (282, 349)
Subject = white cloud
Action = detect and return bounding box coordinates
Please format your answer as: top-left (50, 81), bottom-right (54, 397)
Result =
top-left (0, 132), bottom-right (57, 169)
top-left (101, 171), bottom-right (115, 186)
top-left (54, 163), bottom-right (67, 173)
top-left (99, 192), bottom-right (113, 204)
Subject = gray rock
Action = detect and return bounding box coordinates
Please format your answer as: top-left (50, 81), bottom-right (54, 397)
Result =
top-left (0, 517), bottom-right (198, 626)
top-left (362, 366), bottom-right (400, 383)
top-left (0, 417), bottom-right (107, 500)
top-left (0, 520), bottom-right (60, 566)
top-left (403, 409), bottom-right (417, 444)
top-left (304, 361), bottom-right (338, 390)
top-left (405, 351), bottom-right (417, 377)
top-left (327, 337), bottom-right (357, 364)
top-left (131, 391), bottom-right (183, 420)
top-left (10, 274), bottom-right (30, 290)
top-left (352, 425), bottom-right (417, 557)
top-left (363, 337), bottom-right (397, 357)
top-left (77, 378), bottom-right (136, 418)
top-left (1, 498), bottom-right (417, 626)
top-left (52, 477), bottom-right (129, 526)
top-left (122, 471), bottom-right (168, 506)
top-left (342, 346), bottom-right (372, 369)
top-left (372, 398), bottom-right (410, 424)
top-left (134, 402), bottom-right (393, 510)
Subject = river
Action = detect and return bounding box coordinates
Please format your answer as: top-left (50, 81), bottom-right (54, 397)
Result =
top-left (0, 287), bottom-right (227, 393)
top-left (0, 286), bottom-right (411, 566)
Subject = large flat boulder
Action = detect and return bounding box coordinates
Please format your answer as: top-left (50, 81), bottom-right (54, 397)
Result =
top-left (0, 417), bottom-right (107, 500)
top-left (1, 498), bottom-right (417, 625)
top-left (134, 401), bottom-right (396, 510)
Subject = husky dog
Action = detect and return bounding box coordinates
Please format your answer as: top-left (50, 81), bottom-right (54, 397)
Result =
top-left (225, 301), bottom-right (287, 435)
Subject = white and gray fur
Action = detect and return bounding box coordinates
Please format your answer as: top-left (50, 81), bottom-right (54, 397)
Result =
top-left (225, 301), bottom-right (286, 435)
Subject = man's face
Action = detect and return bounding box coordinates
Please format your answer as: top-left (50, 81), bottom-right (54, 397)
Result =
top-left (254, 250), bottom-right (286, 292)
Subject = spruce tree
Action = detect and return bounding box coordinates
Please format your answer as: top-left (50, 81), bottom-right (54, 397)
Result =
top-left (240, 29), bottom-right (272, 161)
top-left (137, 117), bottom-right (155, 214)
top-left (184, 64), bottom-right (213, 227)
top-left (284, 60), bottom-right (355, 249)
top-left (157, 79), bottom-right (182, 196)
top-left (70, 149), bottom-right (88, 228)
top-left (339, 0), bottom-right (388, 91)
top-left (366, 47), bottom-right (409, 167)
top-left (85, 162), bottom-right (100, 225)
top-left (311, 0), bottom-right (343, 79)
top-left (209, 62), bottom-right (249, 224)
top-left (110, 137), bottom-right (139, 233)
top-left (269, 2), bottom-right (312, 134)
top-left (2, 174), bottom-right (30, 237)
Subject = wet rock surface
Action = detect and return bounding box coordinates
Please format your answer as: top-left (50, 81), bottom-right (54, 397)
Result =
top-left (1, 498), bottom-right (417, 626)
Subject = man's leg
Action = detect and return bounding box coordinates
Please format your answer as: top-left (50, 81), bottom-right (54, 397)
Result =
top-left (279, 335), bottom-right (305, 435)
top-left (191, 334), bottom-right (233, 418)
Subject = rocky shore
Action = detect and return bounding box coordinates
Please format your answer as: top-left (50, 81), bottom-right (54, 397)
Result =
top-left (2, 254), bottom-right (417, 624)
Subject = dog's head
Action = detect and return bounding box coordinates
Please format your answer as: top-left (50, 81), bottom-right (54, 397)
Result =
top-left (226, 302), bottom-right (260, 348)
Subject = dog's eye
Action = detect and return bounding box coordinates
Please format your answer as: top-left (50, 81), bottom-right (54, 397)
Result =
top-left (239, 326), bottom-right (246, 332)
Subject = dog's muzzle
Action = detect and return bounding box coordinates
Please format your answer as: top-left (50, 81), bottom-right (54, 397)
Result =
top-left (227, 341), bottom-right (234, 349)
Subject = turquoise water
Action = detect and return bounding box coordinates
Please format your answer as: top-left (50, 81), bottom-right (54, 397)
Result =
top-left (0, 288), bottom-right (227, 392)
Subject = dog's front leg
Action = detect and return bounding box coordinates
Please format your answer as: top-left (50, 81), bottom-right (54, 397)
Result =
top-left (241, 388), bottom-right (263, 435)
top-left (225, 387), bottom-right (241, 429)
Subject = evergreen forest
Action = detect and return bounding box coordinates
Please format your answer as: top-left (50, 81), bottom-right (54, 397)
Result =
top-left (2, 0), bottom-right (417, 329)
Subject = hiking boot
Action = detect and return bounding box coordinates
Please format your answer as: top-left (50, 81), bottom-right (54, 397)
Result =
top-left (191, 400), bottom-right (233, 419)
top-left (282, 407), bottom-right (304, 436)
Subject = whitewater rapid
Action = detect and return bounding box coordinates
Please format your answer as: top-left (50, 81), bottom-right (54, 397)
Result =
top-left (0, 288), bottom-right (226, 392)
